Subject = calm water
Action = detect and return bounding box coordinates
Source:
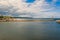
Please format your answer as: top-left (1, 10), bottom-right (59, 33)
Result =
top-left (0, 21), bottom-right (60, 40)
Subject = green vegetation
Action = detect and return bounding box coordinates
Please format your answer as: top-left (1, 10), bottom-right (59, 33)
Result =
top-left (0, 16), bottom-right (12, 20)
top-left (0, 16), bottom-right (3, 18)
top-left (0, 16), bottom-right (12, 18)
top-left (3, 16), bottom-right (12, 18)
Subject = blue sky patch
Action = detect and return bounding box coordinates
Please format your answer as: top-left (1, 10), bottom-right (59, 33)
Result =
top-left (55, 1), bottom-right (60, 6)
top-left (45, 0), bottom-right (52, 3)
top-left (25, 0), bottom-right (35, 3)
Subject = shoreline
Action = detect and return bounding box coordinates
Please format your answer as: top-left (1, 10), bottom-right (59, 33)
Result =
top-left (0, 20), bottom-right (54, 22)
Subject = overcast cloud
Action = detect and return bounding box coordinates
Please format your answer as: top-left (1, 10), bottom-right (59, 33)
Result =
top-left (0, 0), bottom-right (60, 18)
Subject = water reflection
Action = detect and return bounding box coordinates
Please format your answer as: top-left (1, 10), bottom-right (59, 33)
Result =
top-left (0, 21), bottom-right (60, 40)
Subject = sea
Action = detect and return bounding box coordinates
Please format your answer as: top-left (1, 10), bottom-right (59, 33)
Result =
top-left (0, 18), bottom-right (60, 40)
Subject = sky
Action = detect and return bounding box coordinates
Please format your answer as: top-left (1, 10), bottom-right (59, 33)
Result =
top-left (0, 0), bottom-right (60, 18)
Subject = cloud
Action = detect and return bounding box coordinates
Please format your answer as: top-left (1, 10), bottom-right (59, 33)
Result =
top-left (0, 0), bottom-right (60, 18)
